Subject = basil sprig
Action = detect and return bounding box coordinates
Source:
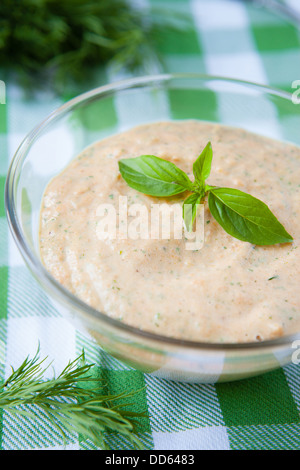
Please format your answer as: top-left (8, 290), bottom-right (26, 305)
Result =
top-left (118, 142), bottom-right (293, 245)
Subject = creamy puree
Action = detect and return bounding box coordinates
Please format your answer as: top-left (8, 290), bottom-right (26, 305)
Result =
top-left (39, 121), bottom-right (300, 343)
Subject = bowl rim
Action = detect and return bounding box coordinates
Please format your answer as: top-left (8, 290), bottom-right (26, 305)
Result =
top-left (5, 72), bottom-right (300, 352)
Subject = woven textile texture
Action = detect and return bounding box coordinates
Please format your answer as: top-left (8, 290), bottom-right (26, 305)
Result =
top-left (0, 0), bottom-right (300, 450)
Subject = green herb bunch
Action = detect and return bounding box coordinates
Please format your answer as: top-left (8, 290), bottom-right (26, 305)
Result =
top-left (0, 0), bottom-right (168, 90)
top-left (0, 348), bottom-right (145, 449)
top-left (119, 142), bottom-right (293, 245)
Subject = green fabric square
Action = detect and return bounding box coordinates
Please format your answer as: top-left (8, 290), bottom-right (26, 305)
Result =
top-left (155, 28), bottom-right (202, 55)
top-left (83, 367), bottom-right (153, 450)
top-left (168, 88), bottom-right (218, 122)
top-left (216, 369), bottom-right (300, 428)
top-left (75, 334), bottom-right (153, 449)
top-left (252, 25), bottom-right (300, 52)
top-left (68, 335), bottom-right (153, 450)
top-left (149, 0), bottom-right (202, 56)
top-left (99, 368), bottom-right (151, 434)
top-left (0, 103), bottom-right (6, 134)
top-left (0, 266), bottom-right (8, 320)
top-left (227, 423), bottom-right (300, 450)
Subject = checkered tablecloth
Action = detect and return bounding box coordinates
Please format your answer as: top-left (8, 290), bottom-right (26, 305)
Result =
top-left (1, 0), bottom-right (300, 450)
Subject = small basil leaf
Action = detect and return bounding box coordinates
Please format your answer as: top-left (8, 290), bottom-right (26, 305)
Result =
top-left (208, 187), bottom-right (293, 245)
top-left (183, 192), bottom-right (203, 232)
top-left (192, 142), bottom-right (213, 186)
top-left (118, 155), bottom-right (193, 197)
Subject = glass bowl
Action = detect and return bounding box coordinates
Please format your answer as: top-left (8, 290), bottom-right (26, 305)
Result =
top-left (5, 74), bottom-right (300, 383)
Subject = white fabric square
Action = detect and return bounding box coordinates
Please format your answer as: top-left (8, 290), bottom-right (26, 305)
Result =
top-left (205, 52), bottom-right (268, 84)
top-left (5, 317), bottom-right (77, 380)
top-left (191, 0), bottom-right (249, 30)
top-left (153, 425), bottom-right (230, 450)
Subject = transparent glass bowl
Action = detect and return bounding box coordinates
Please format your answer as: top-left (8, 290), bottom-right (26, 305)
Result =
top-left (5, 74), bottom-right (300, 383)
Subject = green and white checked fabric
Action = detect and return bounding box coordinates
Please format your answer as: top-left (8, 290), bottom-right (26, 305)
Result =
top-left (1, 0), bottom-right (300, 450)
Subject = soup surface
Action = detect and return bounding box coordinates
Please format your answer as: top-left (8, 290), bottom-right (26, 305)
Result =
top-left (39, 121), bottom-right (300, 343)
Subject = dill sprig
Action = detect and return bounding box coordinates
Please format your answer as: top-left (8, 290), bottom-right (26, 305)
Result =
top-left (0, 0), bottom-right (184, 91)
top-left (0, 347), bottom-right (145, 449)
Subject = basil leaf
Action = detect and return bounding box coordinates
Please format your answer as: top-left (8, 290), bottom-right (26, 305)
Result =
top-left (183, 192), bottom-right (203, 232)
top-left (208, 187), bottom-right (293, 245)
top-left (192, 142), bottom-right (213, 186)
top-left (118, 155), bottom-right (193, 197)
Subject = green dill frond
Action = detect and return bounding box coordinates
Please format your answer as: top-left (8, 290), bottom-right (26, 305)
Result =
top-left (0, 0), bottom-right (188, 91)
top-left (0, 347), bottom-right (146, 449)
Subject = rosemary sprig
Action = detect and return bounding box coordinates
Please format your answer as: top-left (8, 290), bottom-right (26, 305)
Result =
top-left (0, 347), bottom-right (145, 449)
